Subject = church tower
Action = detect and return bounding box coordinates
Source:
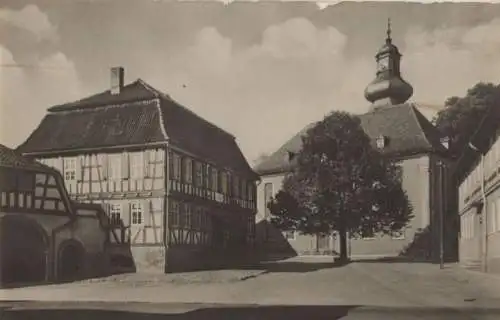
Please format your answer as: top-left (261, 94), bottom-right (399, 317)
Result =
top-left (364, 19), bottom-right (413, 110)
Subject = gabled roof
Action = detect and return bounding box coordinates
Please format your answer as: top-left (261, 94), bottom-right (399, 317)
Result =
top-left (254, 103), bottom-right (447, 176)
top-left (359, 103), bottom-right (447, 157)
top-left (253, 123), bottom-right (316, 175)
top-left (17, 80), bottom-right (256, 178)
top-left (0, 144), bottom-right (54, 173)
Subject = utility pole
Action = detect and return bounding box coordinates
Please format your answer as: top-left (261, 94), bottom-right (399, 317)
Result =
top-left (439, 160), bottom-right (445, 270)
top-left (480, 153), bottom-right (488, 273)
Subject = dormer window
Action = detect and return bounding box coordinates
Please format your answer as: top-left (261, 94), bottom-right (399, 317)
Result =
top-left (376, 135), bottom-right (388, 149)
top-left (440, 136), bottom-right (450, 149)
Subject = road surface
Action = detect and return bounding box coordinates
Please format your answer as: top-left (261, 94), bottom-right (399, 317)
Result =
top-left (1, 257), bottom-right (500, 319)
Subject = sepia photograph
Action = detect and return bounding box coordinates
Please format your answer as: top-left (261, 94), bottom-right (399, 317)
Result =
top-left (1, 0), bottom-right (500, 318)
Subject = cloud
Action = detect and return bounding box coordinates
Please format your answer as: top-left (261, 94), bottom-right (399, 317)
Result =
top-left (141, 16), bottom-right (500, 163)
top-left (0, 4), bottom-right (58, 42)
top-left (4, 5), bottom-right (500, 165)
top-left (0, 6), bottom-right (83, 149)
top-left (402, 18), bottom-right (500, 106)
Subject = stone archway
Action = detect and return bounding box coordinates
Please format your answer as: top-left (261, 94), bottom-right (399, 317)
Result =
top-left (57, 240), bottom-right (85, 282)
top-left (0, 215), bottom-right (49, 286)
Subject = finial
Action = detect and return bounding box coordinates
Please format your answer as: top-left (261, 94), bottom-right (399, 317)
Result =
top-left (386, 18), bottom-right (392, 44)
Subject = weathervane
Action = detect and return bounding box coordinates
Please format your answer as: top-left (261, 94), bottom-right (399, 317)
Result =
top-left (386, 18), bottom-right (392, 44)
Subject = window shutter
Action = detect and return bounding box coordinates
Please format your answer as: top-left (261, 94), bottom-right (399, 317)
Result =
top-left (122, 153), bottom-right (129, 179)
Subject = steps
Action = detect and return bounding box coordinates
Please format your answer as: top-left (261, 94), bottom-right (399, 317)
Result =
top-left (461, 259), bottom-right (482, 271)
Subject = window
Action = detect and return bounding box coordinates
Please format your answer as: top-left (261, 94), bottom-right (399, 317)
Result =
top-left (170, 200), bottom-right (180, 227)
top-left (171, 153), bottom-right (181, 180)
top-left (131, 202), bottom-right (143, 225)
top-left (211, 168), bottom-right (218, 191)
top-left (64, 158), bottom-right (77, 181)
top-left (109, 203), bottom-right (122, 225)
top-left (248, 182), bottom-right (254, 201)
top-left (194, 162), bottom-right (203, 187)
top-left (220, 171), bottom-right (228, 194)
top-left (264, 183), bottom-right (273, 218)
top-left (241, 180), bottom-right (247, 201)
top-left (204, 164), bottom-right (210, 189)
top-left (233, 175), bottom-right (240, 198)
top-left (185, 203), bottom-right (192, 227)
top-left (130, 153), bottom-right (143, 179)
top-left (108, 154), bottom-right (122, 180)
top-left (183, 158), bottom-right (193, 184)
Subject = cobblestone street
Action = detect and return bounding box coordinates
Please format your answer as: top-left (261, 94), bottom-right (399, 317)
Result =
top-left (1, 257), bottom-right (500, 319)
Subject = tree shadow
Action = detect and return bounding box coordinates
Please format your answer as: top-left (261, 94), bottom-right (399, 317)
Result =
top-left (254, 220), bottom-right (298, 262)
top-left (2, 304), bottom-right (500, 320)
top-left (0, 305), bottom-right (359, 320)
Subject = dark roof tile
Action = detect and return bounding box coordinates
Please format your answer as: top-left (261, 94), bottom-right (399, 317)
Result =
top-left (254, 103), bottom-right (447, 175)
top-left (17, 80), bottom-right (256, 178)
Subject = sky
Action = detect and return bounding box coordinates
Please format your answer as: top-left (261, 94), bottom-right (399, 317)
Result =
top-left (2, 0), bottom-right (500, 165)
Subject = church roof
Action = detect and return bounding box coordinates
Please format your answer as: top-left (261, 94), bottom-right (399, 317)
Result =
top-left (17, 79), bottom-right (257, 178)
top-left (254, 103), bottom-right (448, 176)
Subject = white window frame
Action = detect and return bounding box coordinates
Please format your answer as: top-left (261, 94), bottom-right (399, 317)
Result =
top-left (130, 153), bottom-right (143, 180)
top-left (63, 157), bottom-right (77, 181)
top-left (108, 154), bottom-right (122, 180)
top-left (109, 203), bottom-right (122, 225)
top-left (131, 201), bottom-right (143, 225)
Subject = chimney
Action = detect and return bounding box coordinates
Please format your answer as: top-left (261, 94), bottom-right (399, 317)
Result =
top-left (110, 67), bottom-right (124, 95)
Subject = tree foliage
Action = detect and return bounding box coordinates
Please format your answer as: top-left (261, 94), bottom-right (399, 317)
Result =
top-left (267, 111), bottom-right (413, 260)
top-left (433, 82), bottom-right (500, 158)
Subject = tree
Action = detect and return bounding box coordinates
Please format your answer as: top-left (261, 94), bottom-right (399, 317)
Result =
top-left (267, 111), bottom-right (413, 262)
top-left (433, 82), bottom-right (500, 158)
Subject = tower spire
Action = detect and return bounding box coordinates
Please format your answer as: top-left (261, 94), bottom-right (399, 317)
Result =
top-left (386, 18), bottom-right (392, 44)
top-left (364, 20), bottom-right (413, 110)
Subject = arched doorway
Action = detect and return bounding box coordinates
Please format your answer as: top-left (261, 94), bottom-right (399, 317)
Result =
top-left (0, 216), bottom-right (49, 286)
top-left (58, 240), bottom-right (85, 282)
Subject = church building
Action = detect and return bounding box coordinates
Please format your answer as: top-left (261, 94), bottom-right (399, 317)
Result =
top-left (254, 22), bottom-right (456, 261)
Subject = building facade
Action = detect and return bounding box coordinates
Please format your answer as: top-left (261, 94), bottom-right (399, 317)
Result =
top-left (254, 24), bottom-right (456, 261)
top-left (0, 144), bottom-right (110, 287)
top-left (17, 68), bottom-right (258, 273)
top-left (456, 105), bottom-right (500, 273)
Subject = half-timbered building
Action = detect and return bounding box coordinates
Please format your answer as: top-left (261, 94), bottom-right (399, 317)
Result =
top-left (0, 144), bottom-right (111, 287)
top-left (17, 67), bottom-right (259, 273)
